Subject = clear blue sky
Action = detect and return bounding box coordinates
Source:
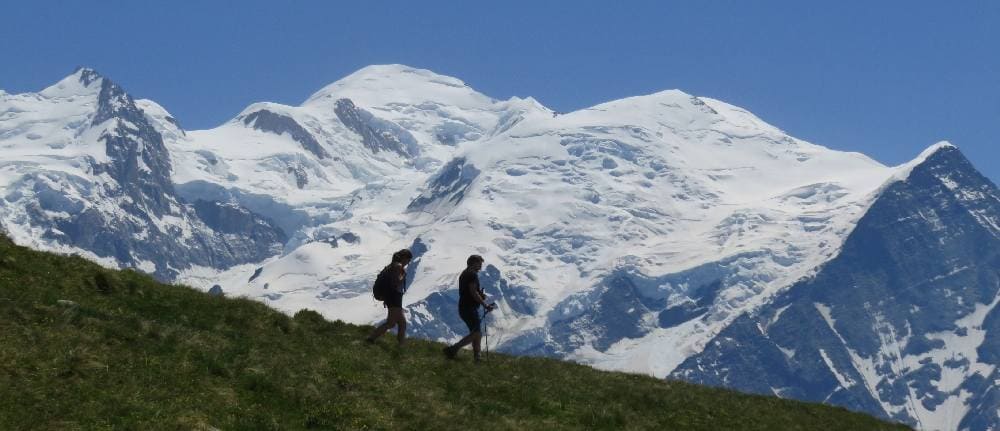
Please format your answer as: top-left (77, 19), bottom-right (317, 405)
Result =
top-left (2, 1), bottom-right (997, 183)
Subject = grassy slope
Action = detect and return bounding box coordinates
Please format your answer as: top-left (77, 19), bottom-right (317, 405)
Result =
top-left (0, 236), bottom-right (909, 430)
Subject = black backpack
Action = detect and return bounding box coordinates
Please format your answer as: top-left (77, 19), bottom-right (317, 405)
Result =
top-left (372, 265), bottom-right (392, 301)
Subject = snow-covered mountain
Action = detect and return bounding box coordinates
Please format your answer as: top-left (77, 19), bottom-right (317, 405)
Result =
top-left (673, 144), bottom-right (1000, 430)
top-left (2, 65), bottom-right (996, 430)
top-left (0, 68), bottom-right (285, 279)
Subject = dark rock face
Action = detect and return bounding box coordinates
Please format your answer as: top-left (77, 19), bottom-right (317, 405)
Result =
top-left (658, 280), bottom-right (722, 328)
top-left (672, 146), bottom-right (1000, 430)
top-left (407, 157), bottom-right (480, 212)
top-left (19, 72), bottom-right (286, 280)
top-left (248, 267), bottom-right (264, 283)
top-left (312, 230), bottom-right (361, 249)
top-left (174, 180), bottom-right (313, 236)
top-left (75, 67), bottom-right (101, 86)
top-left (506, 250), bottom-right (776, 359)
top-left (407, 289), bottom-right (466, 340)
top-left (479, 264), bottom-right (538, 316)
top-left (91, 77), bottom-right (175, 216)
top-left (546, 271), bottom-right (657, 354)
top-left (193, 199), bottom-right (287, 245)
top-left (404, 237), bottom-right (429, 289)
top-left (333, 98), bottom-right (418, 158)
top-left (242, 109), bottom-right (329, 159)
top-left (286, 165), bottom-right (309, 188)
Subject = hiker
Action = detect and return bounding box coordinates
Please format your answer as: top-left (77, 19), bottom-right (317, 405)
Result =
top-left (365, 248), bottom-right (413, 345)
top-left (444, 255), bottom-right (495, 361)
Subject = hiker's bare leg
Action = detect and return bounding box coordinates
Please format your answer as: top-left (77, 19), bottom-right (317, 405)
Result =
top-left (390, 307), bottom-right (407, 345)
top-left (452, 330), bottom-right (481, 350)
top-left (367, 309), bottom-right (397, 341)
top-left (471, 332), bottom-right (482, 359)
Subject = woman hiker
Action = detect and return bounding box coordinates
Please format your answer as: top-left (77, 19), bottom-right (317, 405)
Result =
top-left (365, 248), bottom-right (413, 346)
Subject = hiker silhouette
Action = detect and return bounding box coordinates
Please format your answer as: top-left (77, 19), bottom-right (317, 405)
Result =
top-left (365, 249), bottom-right (413, 346)
top-left (444, 255), bottom-right (495, 362)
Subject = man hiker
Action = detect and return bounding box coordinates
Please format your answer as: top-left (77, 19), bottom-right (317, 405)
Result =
top-left (365, 248), bottom-right (413, 346)
top-left (444, 255), bottom-right (495, 361)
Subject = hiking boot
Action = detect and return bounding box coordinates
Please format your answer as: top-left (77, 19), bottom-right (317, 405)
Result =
top-left (443, 346), bottom-right (457, 359)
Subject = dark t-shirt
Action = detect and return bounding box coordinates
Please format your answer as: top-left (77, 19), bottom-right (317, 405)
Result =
top-left (457, 268), bottom-right (480, 311)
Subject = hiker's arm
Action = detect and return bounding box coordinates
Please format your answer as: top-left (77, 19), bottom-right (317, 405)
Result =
top-left (478, 283), bottom-right (496, 310)
top-left (465, 281), bottom-right (488, 306)
top-left (394, 264), bottom-right (406, 292)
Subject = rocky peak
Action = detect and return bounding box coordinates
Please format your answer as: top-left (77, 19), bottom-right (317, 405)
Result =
top-left (672, 144), bottom-right (1000, 430)
top-left (38, 67), bottom-right (105, 99)
top-left (93, 76), bottom-right (144, 126)
top-left (89, 75), bottom-right (175, 208)
top-left (74, 67), bottom-right (102, 87)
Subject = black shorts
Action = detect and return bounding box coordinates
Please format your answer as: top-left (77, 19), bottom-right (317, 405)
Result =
top-left (459, 307), bottom-right (481, 333)
top-left (383, 291), bottom-right (403, 308)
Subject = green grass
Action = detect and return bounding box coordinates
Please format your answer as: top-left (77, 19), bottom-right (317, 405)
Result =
top-left (0, 235), bottom-right (910, 430)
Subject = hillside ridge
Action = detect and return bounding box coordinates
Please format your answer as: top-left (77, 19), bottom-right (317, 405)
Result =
top-left (0, 234), bottom-right (908, 430)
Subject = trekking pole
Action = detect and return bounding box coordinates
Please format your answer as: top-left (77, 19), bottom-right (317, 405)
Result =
top-left (483, 307), bottom-right (489, 362)
top-left (483, 303), bottom-right (497, 362)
